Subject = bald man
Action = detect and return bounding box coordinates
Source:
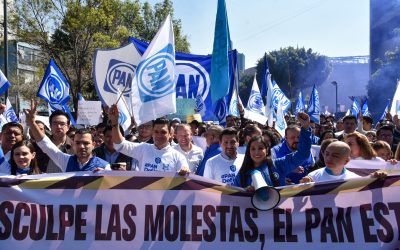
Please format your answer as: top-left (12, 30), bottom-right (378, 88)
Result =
top-left (301, 141), bottom-right (359, 183)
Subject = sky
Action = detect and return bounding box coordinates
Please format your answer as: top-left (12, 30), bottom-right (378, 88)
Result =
top-left (146, 0), bottom-right (370, 68)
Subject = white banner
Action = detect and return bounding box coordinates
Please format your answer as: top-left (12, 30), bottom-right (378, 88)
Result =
top-left (0, 169), bottom-right (399, 249)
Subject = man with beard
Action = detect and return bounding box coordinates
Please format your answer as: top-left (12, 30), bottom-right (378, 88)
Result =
top-left (271, 124), bottom-right (314, 185)
top-left (25, 102), bottom-right (110, 172)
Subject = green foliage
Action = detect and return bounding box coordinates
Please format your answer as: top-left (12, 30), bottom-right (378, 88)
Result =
top-left (255, 47), bottom-right (331, 99)
top-left (13, 0), bottom-right (190, 111)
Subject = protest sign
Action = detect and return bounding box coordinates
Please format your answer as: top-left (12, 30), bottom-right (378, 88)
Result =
top-left (76, 101), bottom-right (103, 125)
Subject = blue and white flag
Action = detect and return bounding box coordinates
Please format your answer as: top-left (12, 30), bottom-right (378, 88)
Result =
top-left (116, 90), bottom-right (131, 133)
top-left (246, 74), bottom-right (265, 115)
top-left (295, 90), bottom-right (305, 116)
top-left (228, 57), bottom-right (241, 118)
top-left (0, 69), bottom-right (11, 96)
top-left (130, 14), bottom-right (176, 125)
top-left (210, 0), bottom-right (231, 105)
top-left (307, 84), bottom-right (320, 124)
top-left (390, 80), bottom-right (400, 116)
top-left (264, 73), bottom-right (275, 127)
top-left (271, 80), bottom-right (291, 113)
top-left (351, 98), bottom-right (361, 116)
top-left (244, 74), bottom-right (267, 125)
top-left (37, 59), bottom-right (71, 106)
top-left (77, 93), bottom-right (85, 101)
top-left (276, 100), bottom-right (287, 138)
top-left (128, 39), bottom-right (237, 123)
top-left (379, 99), bottom-right (391, 121)
top-left (3, 98), bottom-right (18, 123)
top-left (362, 99), bottom-right (370, 116)
top-left (260, 53), bottom-right (269, 97)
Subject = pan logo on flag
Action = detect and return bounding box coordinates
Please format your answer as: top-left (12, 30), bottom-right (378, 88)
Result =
top-left (137, 44), bottom-right (175, 102)
top-left (104, 59), bottom-right (136, 96)
top-left (229, 99), bottom-right (239, 116)
top-left (44, 73), bottom-right (66, 104)
top-left (215, 99), bottom-right (227, 122)
top-left (175, 61), bottom-right (210, 100)
top-left (118, 110), bottom-right (127, 125)
top-left (248, 91), bottom-right (264, 113)
top-left (5, 109), bottom-right (17, 122)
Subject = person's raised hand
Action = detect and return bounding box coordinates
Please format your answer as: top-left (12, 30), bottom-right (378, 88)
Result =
top-left (23, 99), bottom-right (38, 126)
top-left (108, 104), bottom-right (120, 126)
top-left (298, 112), bottom-right (310, 129)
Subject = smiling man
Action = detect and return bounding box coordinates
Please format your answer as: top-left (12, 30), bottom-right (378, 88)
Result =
top-left (108, 104), bottom-right (190, 175)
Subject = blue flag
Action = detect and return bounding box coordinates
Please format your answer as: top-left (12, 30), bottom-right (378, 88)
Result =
top-left (379, 99), bottom-right (391, 121)
top-left (210, 0), bottom-right (231, 105)
top-left (295, 90), bottom-right (305, 116)
top-left (260, 53), bottom-right (269, 97)
top-left (271, 80), bottom-right (291, 113)
top-left (362, 99), bottom-right (370, 116)
top-left (308, 84), bottom-right (320, 124)
top-left (128, 37), bottom-right (236, 123)
top-left (351, 98), bottom-right (361, 116)
top-left (0, 69), bottom-right (11, 96)
top-left (37, 59), bottom-right (71, 105)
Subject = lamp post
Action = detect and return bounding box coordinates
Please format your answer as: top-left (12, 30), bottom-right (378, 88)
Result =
top-left (331, 81), bottom-right (338, 114)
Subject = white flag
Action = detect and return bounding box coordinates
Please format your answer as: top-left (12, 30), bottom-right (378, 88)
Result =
top-left (390, 80), bottom-right (400, 116)
top-left (275, 100), bottom-right (287, 138)
top-left (130, 14), bottom-right (176, 125)
top-left (244, 74), bottom-right (267, 124)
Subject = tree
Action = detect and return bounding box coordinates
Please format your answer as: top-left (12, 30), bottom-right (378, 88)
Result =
top-left (367, 28), bottom-right (400, 120)
top-left (13, 0), bottom-right (190, 112)
top-left (255, 47), bottom-right (331, 101)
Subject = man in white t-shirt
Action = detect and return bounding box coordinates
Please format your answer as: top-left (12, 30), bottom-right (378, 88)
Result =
top-left (108, 104), bottom-right (190, 174)
top-left (173, 124), bottom-right (203, 173)
top-left (301, 141), bottom-right (359, 183)
top-left (203, 128), bottom-right (244, 185)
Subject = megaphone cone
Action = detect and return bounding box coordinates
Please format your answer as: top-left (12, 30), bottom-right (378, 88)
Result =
top-left (250, 170), bottom-right (281, 211)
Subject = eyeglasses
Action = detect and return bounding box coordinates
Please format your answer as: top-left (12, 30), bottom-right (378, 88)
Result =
top-left (51, 121), bottom-right (68, 127)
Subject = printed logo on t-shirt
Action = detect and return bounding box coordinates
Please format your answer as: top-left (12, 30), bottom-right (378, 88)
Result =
top-left (221, 173), bottom-right (235, 185)
top-left (144, 157), bottom-right (171, 172)
top-left (229, 165), bottom-right (236, 172)
top-left (155, 157), bottom-right (161, 164)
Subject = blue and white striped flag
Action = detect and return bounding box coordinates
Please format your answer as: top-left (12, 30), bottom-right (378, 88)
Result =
top-left (361, 99), bottom-right (370, 116)
top-left (307, 84), bottom-right (320, 124)
top-left (379, 99), bottom-right (391, 121)
top-left (37, 59), bottom-right (71, 106)
top-left (130, 14), bottom-right (176, 125)
top-left (295, 90), bottom-right (305, 116)
top-left (351, 98), bottom-right (361, 116)
top-left (0, 69), bottom-right (11, 96)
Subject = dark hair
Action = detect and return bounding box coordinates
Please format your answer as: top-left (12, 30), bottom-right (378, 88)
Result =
top-left (153, 118), bottom-right (171, 132)
top-left (342, 115), bottom-right (357, 124)
top-left (262, 130), bottom-right (279, 148)
top-left (284, 124), bottom-right (300, 136)
top-left (345, 132), bottom-right (377, 159)
top-left (372, 140), bottom-right (391, 152)
top-left (49, 110), bottom-right (71, 125)
top-left (219, 127), bottom-right (239, 141)
top-left (238, 136), bottom-right (279, 187)
top-left (319, 130), bottom-right (336, 145)
top-left (103, 125), bottom-right (124, 135)
top-left (74, 128), bottom-right (94, 141)
top-left (10, 140), bottom-right (40, 175)
top-left (2, 122), bottom-right (23, 134)
top-left (376, 125), bottom-right (394, 137)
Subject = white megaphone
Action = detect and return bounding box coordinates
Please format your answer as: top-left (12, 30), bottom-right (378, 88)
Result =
top-left (250, 170), bottom-right (281, 211)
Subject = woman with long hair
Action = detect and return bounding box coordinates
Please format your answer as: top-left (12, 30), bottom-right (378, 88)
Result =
top-left (344, 132), bottom-right (381, 160)
top-left (9, 140), bottom-right (41, 175)
top-left (234, 112), bottom-right (312, 188)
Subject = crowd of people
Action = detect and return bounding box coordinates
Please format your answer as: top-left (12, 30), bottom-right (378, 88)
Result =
top-left (0, 101), bottom-right (394, 191)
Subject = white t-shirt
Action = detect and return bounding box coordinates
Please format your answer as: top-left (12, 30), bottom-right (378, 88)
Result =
top-left (203, 153), bottom-right (244, 185)
top-left (173, 144), bottom-right (204, 173)
top-left (308, 167), bottom-right (360, 183)
top-left (114, 140), bottom-right (188, 172)
top-left (0, 151), bottom-right (11, 175)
